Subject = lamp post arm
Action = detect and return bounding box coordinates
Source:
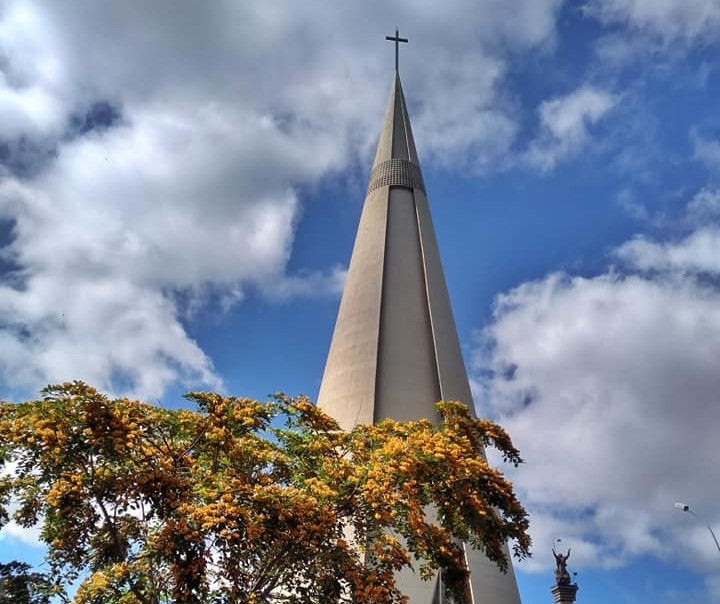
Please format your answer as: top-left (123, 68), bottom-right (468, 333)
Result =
top-left (687, 509), bottom-right (720, 555)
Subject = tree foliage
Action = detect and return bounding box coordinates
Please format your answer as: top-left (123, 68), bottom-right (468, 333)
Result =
top-left (0, 382), bottom-right (530, 604)
top-left (0, 561), bottom-right (54, 604)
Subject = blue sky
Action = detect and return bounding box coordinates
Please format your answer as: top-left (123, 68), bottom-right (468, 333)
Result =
top-left (1, 1), bottom-right (720, 602)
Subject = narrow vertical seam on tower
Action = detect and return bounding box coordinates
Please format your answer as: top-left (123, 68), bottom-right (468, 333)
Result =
top-left (463, 544), bottom-right (478, 604)
top-left (399, 84), bottom-right (413, 166)
top-left (372, 186), bottom-right (392, 423)
top-left (390, 79), bottom-right (399, 159)
top-left (413, 190), bottom-right (443, 405)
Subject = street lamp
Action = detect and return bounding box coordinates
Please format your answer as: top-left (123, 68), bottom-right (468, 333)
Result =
top-left (674, 502), bottom-right (720, 555)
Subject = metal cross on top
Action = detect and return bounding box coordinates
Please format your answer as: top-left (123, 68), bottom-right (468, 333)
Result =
top-left (385, 28), bottom-right (408, 72)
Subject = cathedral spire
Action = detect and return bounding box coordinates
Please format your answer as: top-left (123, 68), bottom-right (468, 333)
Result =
top-left (317, 45), bottom-right (522, 604)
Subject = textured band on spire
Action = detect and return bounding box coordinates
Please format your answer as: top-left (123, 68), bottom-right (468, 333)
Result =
top-left (367, 158), bottom-right (425, 194)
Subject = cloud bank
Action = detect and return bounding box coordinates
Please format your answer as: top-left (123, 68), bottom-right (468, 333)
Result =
top-left (587, 0), bottom-right (720, 43)
top-left (477, 188), bottom-right (720, 587)
top-left (0, 0), bottom-right (564, 397)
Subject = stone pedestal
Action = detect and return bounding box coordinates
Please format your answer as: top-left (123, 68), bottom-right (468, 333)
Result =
top-left (551, 583), bottom-right (578, 604)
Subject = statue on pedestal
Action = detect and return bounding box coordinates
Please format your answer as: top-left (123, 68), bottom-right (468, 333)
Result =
top-left (552, 548), bottom-right (572, 586)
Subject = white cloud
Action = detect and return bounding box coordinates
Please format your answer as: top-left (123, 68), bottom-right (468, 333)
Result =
top-left (586, 0), bottom-right (720, 43)
top-left (692, 134), bottom-right (720, 173)
top-left (258, 267), bottom-right (347, 301)
top-left (688, 187), bottom-right (720, 220)
top-left (0, 3), bottom-right (68, 140)
top-left (0, 512), bottom-right (43, 548)
top-left (0, 462), bottom-right (43, 548)
top-left (414, 54), bottom-right (519, 172)
top-left (616, 228), bottom-right (720, 274)
top-left (524, 86), bottom-right (617, 171)
top-left (476, 200), bottom-right (720, 577)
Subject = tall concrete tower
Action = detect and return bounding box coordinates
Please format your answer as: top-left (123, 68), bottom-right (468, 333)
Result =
top-left (317, 39), bottom-right (522, 604)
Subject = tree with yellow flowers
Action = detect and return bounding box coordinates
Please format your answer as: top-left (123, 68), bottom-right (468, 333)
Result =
top-left (0, 382), bottom-right (530, 604)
